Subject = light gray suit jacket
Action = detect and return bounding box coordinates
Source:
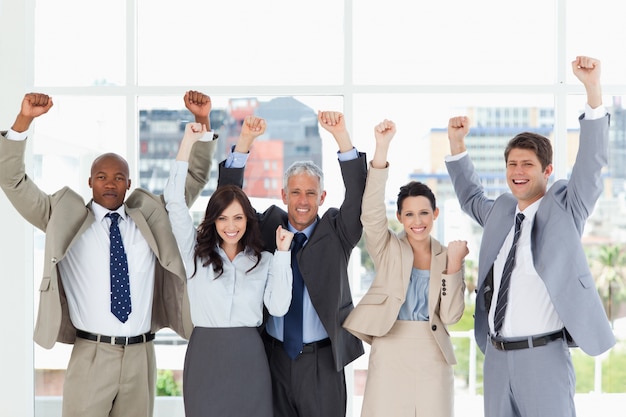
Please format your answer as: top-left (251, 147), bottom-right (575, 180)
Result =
top-left (0, 133), bottom-right (215, 348)
top-left (343, 165), bottom-right (465, 365)
top-left (446, 114), bottom-right (615, 356)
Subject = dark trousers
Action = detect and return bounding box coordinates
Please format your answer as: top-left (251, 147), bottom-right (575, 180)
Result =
top-left (265, 334), bottom-right (347, 417)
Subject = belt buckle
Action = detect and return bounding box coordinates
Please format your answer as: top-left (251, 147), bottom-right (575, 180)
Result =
top-left (498, 340), bottom-right (506, 351)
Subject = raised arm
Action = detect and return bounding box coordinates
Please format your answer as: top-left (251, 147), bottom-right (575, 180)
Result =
top-left (372, 119), bottom-right (396, 168)
top-left (361, 120), bottom-right (396, 258)
top-left (180, 93), bottom-right (218, 206)
top-left (447, 116), bottom-right (470, 156)
top-left (11, 93), bottom-right (54, 133)
top-left (318, 111), bottom-right (353, 153)
top-left (217, 115), bottom-right (267, 188)
top-left (184, 90), bottom-right (213, 130)
top-left (0, 93), bottom-right (58, 231)
top-left (572, 56), bottom-right (602, 109)
top-left (164, 123), bottom-right (208, 277)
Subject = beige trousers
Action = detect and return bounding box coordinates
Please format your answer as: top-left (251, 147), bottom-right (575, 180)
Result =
top-left (62, 337), bottom-right (156, 417)
top-left (361, 320), bottom-right (454, 417)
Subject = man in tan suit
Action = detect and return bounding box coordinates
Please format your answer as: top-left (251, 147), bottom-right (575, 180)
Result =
top-left (0, 92), bottom-right (216, 417)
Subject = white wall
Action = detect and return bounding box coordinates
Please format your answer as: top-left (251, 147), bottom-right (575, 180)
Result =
top-left (0, 1), bottom-right (36, 415)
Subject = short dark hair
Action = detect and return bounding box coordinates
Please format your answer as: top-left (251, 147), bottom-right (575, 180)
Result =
top-left (397, 181), bottom-right (436, 213)
top-left (504, 132), bottom-right (553, 170)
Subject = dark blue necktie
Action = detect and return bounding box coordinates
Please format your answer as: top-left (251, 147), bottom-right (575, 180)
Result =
top-left (283, 232), bottom-right (307, 359)
top-left (493, 213), bottom-right (525, 335)
top-left (107, 212), bottom-right (132, 323)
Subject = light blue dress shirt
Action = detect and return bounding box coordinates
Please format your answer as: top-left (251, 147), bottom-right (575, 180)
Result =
top-left (398, 268), bottom-right (430, 321)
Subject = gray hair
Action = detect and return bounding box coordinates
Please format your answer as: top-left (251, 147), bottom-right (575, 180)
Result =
top-left (283, 161), bottom-right (324, 192)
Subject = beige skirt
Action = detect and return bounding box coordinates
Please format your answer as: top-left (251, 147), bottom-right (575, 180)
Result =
top-left (361, 320), bottom-right (454, 417)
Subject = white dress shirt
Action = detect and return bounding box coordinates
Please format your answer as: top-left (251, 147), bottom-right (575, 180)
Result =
top-left (58, 203), bottom-right (155, 337)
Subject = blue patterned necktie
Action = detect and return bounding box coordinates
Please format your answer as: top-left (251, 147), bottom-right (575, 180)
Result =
top-left (283, 232), bottom-right (307, 359)
top-left (106, 212), bottom-right (132, 323)
top-left (493, 213), bottom-right (525, 335)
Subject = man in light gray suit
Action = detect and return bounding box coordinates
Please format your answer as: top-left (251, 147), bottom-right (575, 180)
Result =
top-left (0, 92), bottom-right (216, 417)
top-left (446, 56), bottom-right (615, 417)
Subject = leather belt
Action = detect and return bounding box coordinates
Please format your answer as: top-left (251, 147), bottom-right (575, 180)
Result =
top-left (269, 336), bottom-right (331, 354)
top-left (490, 329), bottom-right (564, 351)
top-left (76, 329), bottom-right (155, 346)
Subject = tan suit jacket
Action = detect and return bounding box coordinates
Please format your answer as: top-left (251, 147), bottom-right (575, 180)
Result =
top-left (343, 165), bottom-right (465, 365)
top-left (0, 133), bottom-right (215, 348)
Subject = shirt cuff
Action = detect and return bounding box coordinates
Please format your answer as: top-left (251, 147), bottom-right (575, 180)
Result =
top-left (6, 129), bottom-right (28, 141)
top-left (584, 103), bottom-right (607, 121)
top-left (337, 147), bottom-right (358, 161)
top-left (444, 151), bottom-right (468, 162)
top-left (225, 145), bottom-right (250, 168)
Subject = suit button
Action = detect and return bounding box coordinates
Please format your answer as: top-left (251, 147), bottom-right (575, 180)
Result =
top-left (431, 325), bottom-right (437, 331)
top-left (442, 292), bottom-right (447, 296)
top-left (474, 289), bottom-right (478, 294)
top-left (442, 279), bottom-right (446, 284)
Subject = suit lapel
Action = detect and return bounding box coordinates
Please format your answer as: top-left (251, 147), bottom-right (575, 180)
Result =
top-left (125, 205), bottom-right (159, 259)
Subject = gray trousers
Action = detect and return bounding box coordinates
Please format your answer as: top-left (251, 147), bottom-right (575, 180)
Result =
top-left (483, 335), bottom-right (576, 417)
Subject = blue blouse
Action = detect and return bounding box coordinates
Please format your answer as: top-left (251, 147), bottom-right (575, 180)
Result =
top-left (398, 268), bottom-right (429, 321)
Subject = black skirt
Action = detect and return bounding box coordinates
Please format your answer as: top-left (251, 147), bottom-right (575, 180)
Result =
top-left (183, 326), bottom-right (272, 417)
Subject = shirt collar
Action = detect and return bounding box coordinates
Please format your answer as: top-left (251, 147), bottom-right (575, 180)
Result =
top-left (517, 197), bottom-right (542, 222)
top-left (287, 219), bottom-right (318, 240)
top-left (91, 201), bottom-right (127, 223)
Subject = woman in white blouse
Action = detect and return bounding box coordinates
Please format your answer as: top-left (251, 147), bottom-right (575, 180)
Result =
top-left (165, 120), bottom-right (293, 417)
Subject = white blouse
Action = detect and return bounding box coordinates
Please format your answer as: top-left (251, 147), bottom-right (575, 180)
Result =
top-left (164, 161), bottom-right (292, 328)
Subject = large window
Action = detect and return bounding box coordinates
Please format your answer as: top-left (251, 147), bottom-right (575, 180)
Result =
top-left (2, 0), bottom-right (626, 415)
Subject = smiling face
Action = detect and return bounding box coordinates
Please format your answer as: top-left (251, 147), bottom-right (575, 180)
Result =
top-left (281, 172), bottom-right (326, 231)
top-left (506, 148), bottom-right (553, 210)
top-left (88, 153), bottom-right (131, 210)
top-left (397, 195), bottom-right (439, 245)
top-left (216, 200), bottom-right (247, 249)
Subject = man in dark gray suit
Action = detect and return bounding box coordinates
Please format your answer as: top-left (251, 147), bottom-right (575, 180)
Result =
top-left (217, 111), bottom-right (366, 417)
top-left (446, 56), bottom-right (615, 416)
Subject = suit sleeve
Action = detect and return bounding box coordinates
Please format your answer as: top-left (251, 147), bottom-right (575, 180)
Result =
top-left (335, 152), bottom-right (368, 248)
top-left (217, 160), bottom-right (244, 189)
top-left (438, 266), bottom-right (466, 325)
top-left (361, 164), bottom-right (393, 261)
top-left (565, 114), bottom-right (610, 227)
top-left (183, 139), bottom-right (217, 207)
top-left (445, 154), bottom-right (494, 228)
top-left (0, 134), bottom-right (55, 231)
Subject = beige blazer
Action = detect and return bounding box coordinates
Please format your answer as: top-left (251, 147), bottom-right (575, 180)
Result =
top-left (0, 134), bottom-right (215, 348)
top-left (343, 165), bottom-right (465, 365)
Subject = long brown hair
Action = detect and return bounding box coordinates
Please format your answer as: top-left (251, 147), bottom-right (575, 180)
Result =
top-left (193, 185), bottom-right (263, 278)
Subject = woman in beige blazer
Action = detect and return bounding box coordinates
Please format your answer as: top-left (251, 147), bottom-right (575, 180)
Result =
top-left (343, 119), bottom-right (468, 417)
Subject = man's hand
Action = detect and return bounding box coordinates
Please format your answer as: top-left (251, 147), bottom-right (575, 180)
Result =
top-left (184, 90), bottom-right (212, 127)
top-left (12, 93), bottom-right (53, 133)
top-left (572, 56), bottom-right (602, 109)
top-left (318, 111), bottom-right (353, 153)
top-left (447, 116), bottom-right (470, 156)
top-left (234, 115), bottom-right (266, 153)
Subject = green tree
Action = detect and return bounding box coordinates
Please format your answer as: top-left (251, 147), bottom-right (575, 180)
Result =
top-left (592, 244), bottom-right (626, 326)
top-left (156, 369), bottom-right (181, 396)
